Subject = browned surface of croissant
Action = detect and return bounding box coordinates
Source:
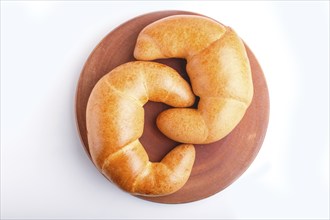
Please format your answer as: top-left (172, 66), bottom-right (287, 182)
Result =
top-left (134, 15), bottom-right (254, 144)
top-left (86, 61), bottom-right (196, 196)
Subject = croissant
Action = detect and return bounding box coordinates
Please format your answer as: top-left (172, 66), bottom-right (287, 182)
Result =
top-left (86, 61), bottom-right (195, 196)
top-left (134, 15), bottom-right (254, 144)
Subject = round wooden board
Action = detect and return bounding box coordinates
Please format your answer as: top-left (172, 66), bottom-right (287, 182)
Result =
top-left (75, 10), bottom-right (269, 204)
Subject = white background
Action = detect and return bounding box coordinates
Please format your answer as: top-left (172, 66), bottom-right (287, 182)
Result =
top-left (1, 1), bottom-right (329, 219)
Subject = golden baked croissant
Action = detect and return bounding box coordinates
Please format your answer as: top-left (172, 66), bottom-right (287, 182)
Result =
top-left (134, 15), bottom-right (254, 144)
top-left (86, 61), bottom-right (195, 196)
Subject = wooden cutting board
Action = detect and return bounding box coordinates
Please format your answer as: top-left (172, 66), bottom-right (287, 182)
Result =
top-left (75, 10), bottom-right (269, 204)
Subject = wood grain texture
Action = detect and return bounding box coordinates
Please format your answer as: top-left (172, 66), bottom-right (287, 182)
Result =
top-left (75, 10), bottom-right (269, 204)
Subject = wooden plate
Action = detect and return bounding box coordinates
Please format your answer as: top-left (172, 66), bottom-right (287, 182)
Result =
top-left (75, 10), bottom-right (269, 204)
